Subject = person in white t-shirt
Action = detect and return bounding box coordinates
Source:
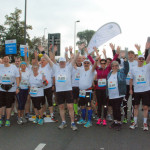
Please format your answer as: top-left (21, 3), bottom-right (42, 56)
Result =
top-left (16, 61), bottom-right (30, 125)
top-left (29, 64), bottom-right (48, 125)
top-left (129, 55), bottom-right (150, 131)
top-left (107, 59), bottom-right (129, 131)
top-left (39, 56), bottom-right (57, 121)
top-left (0, 55), bottom-right (20, 127)
top-left (38, 45), bottom-right (80, 131)
top-left (76, 58), bottom-right (96, 128)
top-left (122, 50), bottom-right (138, 124)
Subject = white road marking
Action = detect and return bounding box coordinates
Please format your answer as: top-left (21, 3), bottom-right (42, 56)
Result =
top-left (35, 143), bottom-right (46, 150)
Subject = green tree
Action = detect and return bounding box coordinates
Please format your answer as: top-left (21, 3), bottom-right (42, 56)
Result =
top-left (1, 8), bottom-right (32, 59)
top-left (76, 29), bottom-right (95, 55)
top-left (76, 30), bottom-right (95, 45)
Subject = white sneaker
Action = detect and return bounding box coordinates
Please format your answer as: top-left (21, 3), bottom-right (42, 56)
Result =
top-left (143, 123), bottom-right (148, 131)
top-left (129, 122), bottom-right (138, 129)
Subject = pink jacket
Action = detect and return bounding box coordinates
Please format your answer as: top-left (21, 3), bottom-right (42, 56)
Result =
top-left (88, 54), bottom-right (119, 90)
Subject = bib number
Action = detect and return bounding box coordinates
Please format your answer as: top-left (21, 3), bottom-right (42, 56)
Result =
top-left (20, 80), bottom-right (28, 89)
top-left (98, 79), bottom-right (106, 87)
top-left (126, 72), bottom-right (131, 80)
top-left (2, 75), bottom-right (11, 83)
top-left (75, 73), bottom-right (80, 80)
top-left (108, 81), bottom-right (117, 90)
top-left (57, 75), bottom-right (66, 82)
top-left (136, 75), bottom-right (146, 84)
top-left (79, 90), bottom-right (86, 98)
top-left (29, 87), bottom-right (38, 95)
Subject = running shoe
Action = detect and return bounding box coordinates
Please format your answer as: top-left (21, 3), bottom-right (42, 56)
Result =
top-left (77, 118), bottom-right (86, 125)
top-left (25, 113), bottom-right (31, 119)
top-left (96, 118), bottom-right (102, 125)
top-left (51, 116), bottom-right (58, 122)
top-left (143, 123), bottom-right (148, 131)
top-left (38, 118), bottom-right (44, 125)
top-left (84, 121), bottom-right (92, 128)
top-left (0, 119), bottom-right (3, 127)
top-left (109, 122), bottom-right (117, 129)
top-left (17, 118), bottom-right (23, 125)
top-left (21, 117), bottom-right (27, 123)
top-left (130, 119), bottom-right (134, 123)
top-left (123, 118), bottom-right (128, 124)
top-left (107, 115), bottom-right (113, 122)
top-left (102, 119), bottom-right (107, 126)
top-left (58, 122), bottom-right (67, 129)
top-left (129, 122), bottom-right (138, 129)
top-left (71, 122), bottom-right (78, 131)
top-left (33, 117), bottom-right (38, 124)
top-left (5, 120), bottom-right (10, 127)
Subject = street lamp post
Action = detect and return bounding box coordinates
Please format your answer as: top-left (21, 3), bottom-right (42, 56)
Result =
top-left (74, 20), bottom-right (80, 54)
top-left (43, 28), bottom-right (47, 47)
top-left (24, 0), bottom-right (27, 45)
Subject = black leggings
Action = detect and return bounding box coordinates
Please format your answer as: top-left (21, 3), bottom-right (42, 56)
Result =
top-left (109, 97), bottom-right (123, 121)
top-left (123, 85), bottom-right (135, 118)
top-left (96, 89), bottom-right (107, 119)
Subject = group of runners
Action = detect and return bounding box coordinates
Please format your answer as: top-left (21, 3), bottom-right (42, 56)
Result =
top-left (0, 42), bottom-right (150, 131)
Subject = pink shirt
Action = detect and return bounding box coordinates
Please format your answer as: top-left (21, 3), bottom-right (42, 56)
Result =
top-left (88, 54), bottom-right (119, 90)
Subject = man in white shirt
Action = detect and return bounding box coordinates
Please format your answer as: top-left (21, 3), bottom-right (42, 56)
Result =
top-left (38, 45), bottom-right (80, 131)
top-left (129, 55), bottom-right (150, 131)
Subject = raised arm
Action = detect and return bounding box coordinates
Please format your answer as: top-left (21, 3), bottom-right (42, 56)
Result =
top-left (92, 55), bottom-right (100, 72)
top-left (24, 46), bottom-right (29, 66)
top-left (38, 45), bottom-right (54, 67)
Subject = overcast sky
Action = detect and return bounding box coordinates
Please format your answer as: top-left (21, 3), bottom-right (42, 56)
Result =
top-left (1, 0), bottom-right (150, 57)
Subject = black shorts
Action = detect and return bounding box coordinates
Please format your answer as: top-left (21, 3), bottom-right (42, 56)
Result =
top-left (44, 87), bottom-right (53, 107)
top-left (134, 90), bottom-right (150, 106)
top-left (72, 87), bottom-right (79, 100)
top-left (31, 96), bottom-right (45, 110)
top-left (56, 91), bottom-right (73, 105)
top-left (78, 92), bottom-right (93, 107)
top-left (0, 91), bottom-right (15, 108)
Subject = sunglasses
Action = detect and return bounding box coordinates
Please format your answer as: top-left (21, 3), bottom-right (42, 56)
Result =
top-left (138, 58), bottom-right (144, 61)
top-left (112, 65), bottom-right (118, 67)
top-left (101, 63), bottom-right (106, 65)
top-left (84, 62), bottom-right (90, 64)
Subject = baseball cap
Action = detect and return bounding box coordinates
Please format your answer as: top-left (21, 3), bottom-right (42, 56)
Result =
top-left (59, 57), bottom-right (66, 62)
top-left (138, 55), bottom-right (144, 59)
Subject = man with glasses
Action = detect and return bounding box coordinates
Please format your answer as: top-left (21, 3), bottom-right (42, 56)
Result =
top-left (129, 55), bottom-right (150, 131)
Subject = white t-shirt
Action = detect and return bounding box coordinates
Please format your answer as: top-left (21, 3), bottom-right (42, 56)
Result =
top-left (71, 67), bottom-right (80, 87)
top-left (39, 64), bottom-right (53, 89)
top-left (130, 63), bottom-right (150, 93)
top-left (52, 63), bottom-right (73, 92)
top-left (19, 70), bottom-right (30, 90)
top-left (29, 73), bottom-right (44, 97)
top-left (126, 60), bottom-right (138, 85)
top-left (108, 73), bottom-right (124, 99)
top-left (0, 64), bottom-right (20, 92)
top-left (78, 67), bottom-right (95, 90)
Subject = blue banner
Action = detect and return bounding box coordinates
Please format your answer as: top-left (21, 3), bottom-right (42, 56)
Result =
top-left (20, 45), bottom-right (29, 57)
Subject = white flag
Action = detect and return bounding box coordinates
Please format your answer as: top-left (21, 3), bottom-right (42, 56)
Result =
top-left (88, 22), bottom-right (121, 53)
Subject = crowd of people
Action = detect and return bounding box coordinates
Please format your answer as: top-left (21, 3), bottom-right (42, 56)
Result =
top-left (0, 42), bottom-right (150, 132)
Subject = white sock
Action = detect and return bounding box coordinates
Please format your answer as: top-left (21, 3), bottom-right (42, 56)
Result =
top-left (50, 113), bottom-right (54, 117)
top-left (134, 117), bottom-right (137, 124)
top-left (143, 118), bottom-right (147, 124)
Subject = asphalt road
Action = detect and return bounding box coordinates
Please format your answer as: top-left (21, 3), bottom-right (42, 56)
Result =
top-left (0, 107), bottom-right (150, 150)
